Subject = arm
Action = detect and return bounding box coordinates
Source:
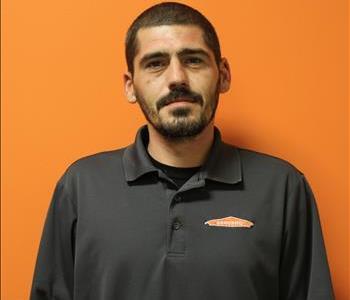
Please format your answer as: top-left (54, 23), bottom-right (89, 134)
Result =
top-left (279, 173), bottom-right (334, 299)
top-left (30, 171), bottom-right (77, 300)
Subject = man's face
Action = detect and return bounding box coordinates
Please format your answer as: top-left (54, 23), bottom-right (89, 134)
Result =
top-left (124, 25), bottom-right (230, 139)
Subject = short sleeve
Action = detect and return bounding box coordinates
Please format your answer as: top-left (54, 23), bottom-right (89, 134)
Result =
top-left (279, 173), bottom-right (334, 299)
top-left (30, 171), bottom-right (77, 300)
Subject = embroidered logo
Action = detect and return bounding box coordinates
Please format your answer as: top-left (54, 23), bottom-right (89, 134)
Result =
top-left (204, 216), bottom-right (254, 228)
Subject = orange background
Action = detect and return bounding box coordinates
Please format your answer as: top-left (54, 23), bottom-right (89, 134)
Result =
top-left (1, 0), bottom-right (348, 299)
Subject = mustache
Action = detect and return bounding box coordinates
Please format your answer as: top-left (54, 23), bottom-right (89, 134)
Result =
top-left (156, 86), bottom-right (203, 111)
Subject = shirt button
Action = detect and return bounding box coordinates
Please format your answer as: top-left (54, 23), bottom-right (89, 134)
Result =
top-left (174, 195), bottom-right (182, 203)
top-left (172, 219), bottom-right (182, 230)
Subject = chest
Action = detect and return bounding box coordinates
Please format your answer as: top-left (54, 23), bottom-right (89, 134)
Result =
top-left (74, 182), bottom-right (284, 275)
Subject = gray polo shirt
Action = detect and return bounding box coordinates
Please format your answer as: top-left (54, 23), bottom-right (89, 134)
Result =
top-left (30, 125), bottom-right (334, 299)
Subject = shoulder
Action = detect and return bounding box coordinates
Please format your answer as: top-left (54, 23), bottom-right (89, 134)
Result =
top-left (231, 145), bottom-right (312, 200)
top-left (58, 147), bottom-right (127, 185)
top-left (238, 146), bottom-right (302, 171)
top-left (70, 147), bottom-right (125, 170)
top-left (228, 144), bottom-right (305, 184)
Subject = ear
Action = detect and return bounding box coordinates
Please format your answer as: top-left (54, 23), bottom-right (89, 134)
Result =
top-left (123, 71), bottom-right (137, 103)
top-left (218, 58), bottom-right (231, 93)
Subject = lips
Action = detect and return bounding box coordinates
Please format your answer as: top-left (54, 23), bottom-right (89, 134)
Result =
top-left (165, 98), bottom-right (197, 106)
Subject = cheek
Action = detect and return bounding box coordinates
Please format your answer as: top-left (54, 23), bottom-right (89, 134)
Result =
top-left (142, 75), bottom-right (163, 91)
top-left (190, 69), bottom-right (219, 92)
top-left (192, 79), bottom-right (218, 101)
top-left (134, 80), bottom-right (161, 107)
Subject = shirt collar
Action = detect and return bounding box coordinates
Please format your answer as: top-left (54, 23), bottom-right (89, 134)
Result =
top-left (122, 125), bottom-right (242, 185)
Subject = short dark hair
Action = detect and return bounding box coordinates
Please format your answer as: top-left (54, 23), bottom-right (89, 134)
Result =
top-left (125, 2), bottom-right (222, 75)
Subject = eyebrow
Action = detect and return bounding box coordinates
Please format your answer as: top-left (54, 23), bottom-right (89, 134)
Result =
top-left (177, 48), bottom-right (210, 59)
top-left (139, 48), bottom-right (211, 67)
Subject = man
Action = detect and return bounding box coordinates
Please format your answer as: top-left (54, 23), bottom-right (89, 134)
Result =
top-left (30, 2), bottom-right (334, 299)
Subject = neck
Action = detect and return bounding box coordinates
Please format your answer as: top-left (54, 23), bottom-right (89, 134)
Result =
top-left (147, 122), bottom-right (215, 168)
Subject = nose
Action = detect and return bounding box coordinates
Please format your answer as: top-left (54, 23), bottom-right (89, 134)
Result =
top-left (167, 58), bottom-right (189, 90)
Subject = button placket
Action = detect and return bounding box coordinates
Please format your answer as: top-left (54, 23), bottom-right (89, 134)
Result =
top-left (167, 192), bottom-right (185, 256)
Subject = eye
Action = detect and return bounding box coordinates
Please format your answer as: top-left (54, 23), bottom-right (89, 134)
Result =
top-left (145, 60), bottom-right (166, 70)
top-left (184, 57), bottom-right (204, 66)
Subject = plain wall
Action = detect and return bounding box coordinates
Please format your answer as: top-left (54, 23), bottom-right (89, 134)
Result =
top-left (1, 0), bottom-right (348, 299)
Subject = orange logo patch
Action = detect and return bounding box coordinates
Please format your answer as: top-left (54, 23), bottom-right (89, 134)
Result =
top-left (204, 216), bottom-right (254, 228)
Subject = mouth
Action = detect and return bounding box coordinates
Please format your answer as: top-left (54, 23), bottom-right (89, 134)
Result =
top-left (165, 98), bottom-right (197, 107)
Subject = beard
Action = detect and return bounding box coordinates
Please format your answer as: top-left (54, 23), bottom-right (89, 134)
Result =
top-left (134, 83), bottom-right (220, 141)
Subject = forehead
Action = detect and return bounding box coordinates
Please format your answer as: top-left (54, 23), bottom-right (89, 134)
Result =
top-left (134, 25), bottom-right (211, 58)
